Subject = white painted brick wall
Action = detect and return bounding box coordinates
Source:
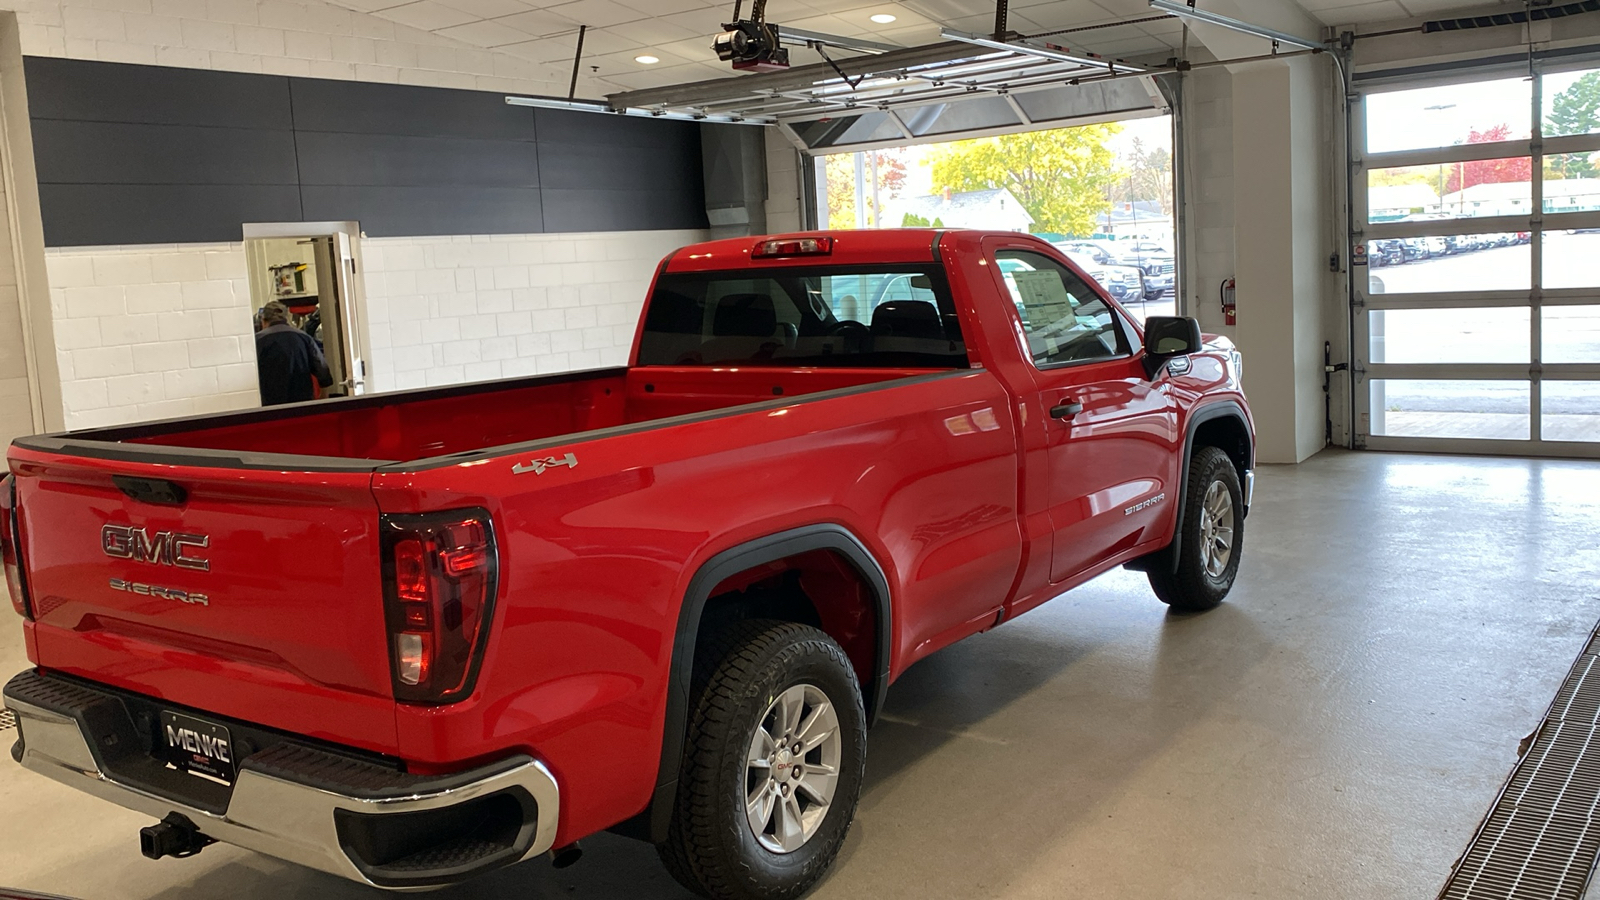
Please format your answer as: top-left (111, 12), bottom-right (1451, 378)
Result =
top-left (360, 229), bottom-right (707, 393)
top-left (45, 243), bottom-right (259, 430)
top-left (11, 0), bottom-right (566, 95)
top-left (45, 228), bottom-right (709, 429)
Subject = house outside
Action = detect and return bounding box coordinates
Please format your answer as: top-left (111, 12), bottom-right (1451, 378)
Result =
top-left (1435, 178), bottom-right (1600, 218)
top-left (888, 188), bottom-right (1035, 232)
top-left (1370, 184), bottom-right (1441, 221)
top-left (1095, 199), bottom-right (1173, 242)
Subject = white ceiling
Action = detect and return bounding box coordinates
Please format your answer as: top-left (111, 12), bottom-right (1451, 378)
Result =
top-left (313, 0), bottom-right (1533, 94)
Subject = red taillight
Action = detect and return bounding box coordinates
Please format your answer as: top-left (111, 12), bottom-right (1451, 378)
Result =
top-left (394, 538), bottom-right (429, 602)
top-left (380, 510), bottom-right (498, 704)
top-left (752, 236), bottom-right (833, 259)
top-left (0, 476), bottom-right (30, 621)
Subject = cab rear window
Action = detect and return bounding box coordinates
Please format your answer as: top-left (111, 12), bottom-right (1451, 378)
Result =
top-left (637, 265), bottom-right (969, 368)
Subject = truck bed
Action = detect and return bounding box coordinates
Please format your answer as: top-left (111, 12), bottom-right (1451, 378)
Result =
top-left (23, 366), bottom-right (940, 467)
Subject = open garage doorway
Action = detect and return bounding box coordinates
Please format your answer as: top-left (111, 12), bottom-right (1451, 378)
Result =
top-left (1353, 61), bottom-right (1600, 457)
top-left (811, 116), bottom-right (1177, 323)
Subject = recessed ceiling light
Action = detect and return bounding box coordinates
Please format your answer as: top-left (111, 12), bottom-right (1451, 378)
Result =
top-left (870, 12), bottom-right (897, 23)
top-left (635, 54), bottom-right (660, 64)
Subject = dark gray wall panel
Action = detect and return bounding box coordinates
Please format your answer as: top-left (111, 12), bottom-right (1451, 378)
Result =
top-left (290, 79), bottom-right (539, 141)
top-left (300, 185), bottom-right (544, 236)
top-left (32, 120), bottom-right (299, 186)
top-left (23, 57), bottom-right (289, 129)
top-left (295, 132), bottom-right (540, 188)
top-left (536, 140), bottom-right (700, 192)
top-left (542, 189), bottom-right (705, 233)
top-left (26, 58), bottom-right (706, 246)
top-left (39, 184), bottom-right (303, 246)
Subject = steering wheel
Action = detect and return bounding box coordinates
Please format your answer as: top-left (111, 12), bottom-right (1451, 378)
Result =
top-left (826, 320), bottom-right (869, 338)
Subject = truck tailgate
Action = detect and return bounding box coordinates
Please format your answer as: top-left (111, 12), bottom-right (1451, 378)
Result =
top-left (10, 447), bottom-right (398, 754)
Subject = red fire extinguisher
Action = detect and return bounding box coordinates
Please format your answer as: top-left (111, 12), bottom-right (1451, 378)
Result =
top-left (1221, 278), bottom-right (1236, 326)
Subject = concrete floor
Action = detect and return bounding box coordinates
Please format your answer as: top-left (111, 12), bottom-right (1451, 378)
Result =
top-left (4, 448), bottom-right (1600, 899)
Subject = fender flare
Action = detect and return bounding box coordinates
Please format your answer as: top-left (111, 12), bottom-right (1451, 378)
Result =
top-left (1165, 400), bottom-right (1253, 573)
top-left (631, 524), bottom-right (893, 843)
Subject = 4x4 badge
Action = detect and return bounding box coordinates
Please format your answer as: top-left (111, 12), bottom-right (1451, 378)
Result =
top-left (513, 453), bottom-right (578, 476)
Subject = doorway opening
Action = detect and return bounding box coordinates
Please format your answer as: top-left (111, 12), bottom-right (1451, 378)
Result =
top-left (243, 222), bottom-right (370, 404)
top-left (810, 115), bottom-right (1177, 322)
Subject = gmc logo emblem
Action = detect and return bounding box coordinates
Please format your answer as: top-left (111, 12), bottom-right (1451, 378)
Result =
top-left (102, 525), bottom-right (210, 572)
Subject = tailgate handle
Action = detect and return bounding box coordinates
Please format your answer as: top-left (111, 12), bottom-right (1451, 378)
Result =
top-left (113, 476), bottom-right (187, 506)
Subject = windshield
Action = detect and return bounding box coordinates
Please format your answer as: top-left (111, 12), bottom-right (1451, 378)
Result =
top-left (637, 265), bottom-right (968, 368)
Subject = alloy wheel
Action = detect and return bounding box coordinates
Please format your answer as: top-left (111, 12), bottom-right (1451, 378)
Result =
top-left (1197, 479), bottom-right (1235, 578)
top-left (745, 683), bottom-right (842, 854)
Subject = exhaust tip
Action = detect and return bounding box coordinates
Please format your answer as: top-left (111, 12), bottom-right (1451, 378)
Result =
top-left (140, 813), bottom-right (214, 860)
top-left (550, 842), bottom-right (583, 869)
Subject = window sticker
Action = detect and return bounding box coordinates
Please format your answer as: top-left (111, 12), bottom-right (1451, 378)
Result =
top-left (1011, 270), bottom-right (1075, 322)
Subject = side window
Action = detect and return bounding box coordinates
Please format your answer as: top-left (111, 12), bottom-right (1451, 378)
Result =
top-left (994, 249), bottom-right (1126, 368)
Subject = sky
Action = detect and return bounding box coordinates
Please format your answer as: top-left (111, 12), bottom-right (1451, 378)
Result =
top-left (1364, 69), bottom-right (1594, 154)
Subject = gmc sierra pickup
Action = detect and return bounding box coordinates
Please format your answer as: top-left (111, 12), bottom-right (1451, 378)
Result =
top-left (2, 230), bottom-right (1253, 900)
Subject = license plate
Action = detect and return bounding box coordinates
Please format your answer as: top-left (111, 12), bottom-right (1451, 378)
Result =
top-left (159, 711), bottom-right (236, 784)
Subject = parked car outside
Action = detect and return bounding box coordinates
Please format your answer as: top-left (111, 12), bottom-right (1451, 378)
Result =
top-left (1369, 240), bottom-right (1404, 267)
top-left (1111, 242), bottom-right (1175, 299)
top-left (1056, 246), bottom-right (1146, 303)
top-left (1055, 240), bottom-right (1117, 265)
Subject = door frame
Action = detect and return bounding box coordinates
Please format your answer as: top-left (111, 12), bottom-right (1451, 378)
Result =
top-left (242, 221), bottom-right (372, 398)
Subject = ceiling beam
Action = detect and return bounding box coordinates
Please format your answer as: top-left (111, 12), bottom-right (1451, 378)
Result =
top-left (1167, 0), bottom-right (1325, 61)
top-left (608, 41), bottom-right (998, 112)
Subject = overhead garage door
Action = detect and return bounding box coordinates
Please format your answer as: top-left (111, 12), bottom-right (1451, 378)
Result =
top-left (1352, 57), bottom-right (1600, 457)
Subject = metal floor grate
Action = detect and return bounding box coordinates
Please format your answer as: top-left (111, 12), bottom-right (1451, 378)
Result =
top-left (0, 709), bottom-right (13, 731)
top-left (1440, 623), bottom-right (1600, 900)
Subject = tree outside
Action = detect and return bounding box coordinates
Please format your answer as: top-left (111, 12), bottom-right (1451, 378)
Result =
top-left (1369, 166), bottom-right (1436, 188)
top-left (927, 124), bottom-right (1123, 236)
top-left (1547, 71), bottom-right (1600, 136)
top-left (824, 151), bottom-right (907, 230)
top-left (1545, 72), bottom-right (1600, 178)
top-left (1442, 125), bottom-right (1532, 194)
top-left (1123, 137), bottom-right (1173, 216)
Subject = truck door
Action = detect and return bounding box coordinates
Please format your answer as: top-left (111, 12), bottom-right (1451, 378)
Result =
top-left (982, 242), bottom-right (1179, 584)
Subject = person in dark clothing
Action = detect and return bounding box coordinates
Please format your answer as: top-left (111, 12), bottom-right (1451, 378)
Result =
top-left (255, 300), bottom-right (332, 405)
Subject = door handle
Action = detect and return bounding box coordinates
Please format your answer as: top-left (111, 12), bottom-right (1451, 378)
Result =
top-left (1050, 402), bottom-right (1084, 420)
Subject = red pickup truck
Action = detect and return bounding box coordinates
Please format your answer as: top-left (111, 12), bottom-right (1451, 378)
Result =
top-left (2, 230), bottom-right (1252, 900)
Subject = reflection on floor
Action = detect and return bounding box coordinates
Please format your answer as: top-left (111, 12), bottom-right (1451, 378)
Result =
top-left (3, 449), bottom-right (1599, 900)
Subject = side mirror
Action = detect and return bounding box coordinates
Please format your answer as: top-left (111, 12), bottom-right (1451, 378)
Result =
top-left (1142, 316), bottom-right (1202, 379)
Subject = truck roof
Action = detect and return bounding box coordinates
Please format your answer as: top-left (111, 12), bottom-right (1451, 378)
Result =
top-left (664, 229), bottom-right (1035, 273)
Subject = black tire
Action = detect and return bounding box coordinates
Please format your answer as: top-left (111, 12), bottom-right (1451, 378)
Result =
top-left (657, 620), bottom-right (867, 900)
top-left (1148, 445), bottom-right (1244, 612)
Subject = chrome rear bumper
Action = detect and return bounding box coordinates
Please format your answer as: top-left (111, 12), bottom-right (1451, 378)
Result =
top-left (4, 670), bottom-right (559, 891)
